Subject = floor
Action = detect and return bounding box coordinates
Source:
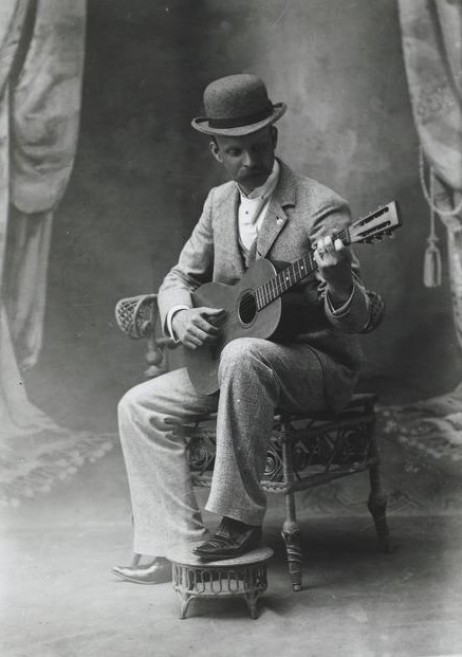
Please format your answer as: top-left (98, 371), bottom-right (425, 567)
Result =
top-left (2, 436), bottom-right (462, 657)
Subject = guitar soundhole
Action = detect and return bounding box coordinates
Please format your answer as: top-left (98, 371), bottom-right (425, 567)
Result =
top-left (238, 291), bottom-right (257, 326)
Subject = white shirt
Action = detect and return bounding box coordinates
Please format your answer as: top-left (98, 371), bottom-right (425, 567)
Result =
top-left (237, 159), bottom-right (280, 253)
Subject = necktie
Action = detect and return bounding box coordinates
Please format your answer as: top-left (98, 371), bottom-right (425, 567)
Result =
top-left (244, 237), bottom-right (258, 269)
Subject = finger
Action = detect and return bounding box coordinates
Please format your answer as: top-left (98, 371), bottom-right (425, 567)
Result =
top-left (314, 249), bottom-right (325, 267)
top-left (189, 325), bottom-right (212, 343)
top-left (334, 238), bottom-right (352, 263)
top-left (204, 307), bottom-right (227, 324)
top-left (202, 332), bottom-right (219, 345)
top-left (183, 334), bottom-right (202, 349)
top-left (315, 235), bottom-right (331, 259)
top-left (323, 235), bottom-right (334, 254)
top-left (186, 325), bottom-right (219, 348)
top-left (207, 313), bottom-right (227, 328)
top-left (201, 307), bottom-right (226, 317)
top-left (200, 308), bottom-right (227, 326)
top-left (194, 315), bottom-right (220, 334)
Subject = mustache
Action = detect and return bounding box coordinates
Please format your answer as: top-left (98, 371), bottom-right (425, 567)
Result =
top-left (239, 167), bottom-right (270, 179)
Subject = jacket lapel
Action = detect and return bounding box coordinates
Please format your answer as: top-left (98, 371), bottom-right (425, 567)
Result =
top-left (216, 184), bottom-right (246, 277)
top-left (256, 160), bottom-right (297, 259)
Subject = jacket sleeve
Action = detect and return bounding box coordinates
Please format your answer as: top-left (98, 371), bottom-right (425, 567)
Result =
top-left (307, 195), bottom-right (371, 333)
top-left (157, 190), bottom-right (215, 331)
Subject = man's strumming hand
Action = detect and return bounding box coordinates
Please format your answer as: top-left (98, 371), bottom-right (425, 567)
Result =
top-left (171, 307), bottom-right (227, 349)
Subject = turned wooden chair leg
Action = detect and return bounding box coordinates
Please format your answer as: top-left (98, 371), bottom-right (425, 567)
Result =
top-left (281, 502), bottom-right (303, 592)
top-left (367, 435), bottom-right (391, 553)
top-left (280, 422), bottom-right (303, 591)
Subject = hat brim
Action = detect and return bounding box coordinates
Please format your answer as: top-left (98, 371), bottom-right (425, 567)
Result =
top-left (191, 103), bottom-right (287, 137)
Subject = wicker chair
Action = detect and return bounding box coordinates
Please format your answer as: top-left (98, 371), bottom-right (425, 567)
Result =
top-left (115, 291), bottom-right (390, 591)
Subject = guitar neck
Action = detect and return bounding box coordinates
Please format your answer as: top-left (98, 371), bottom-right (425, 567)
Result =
top-left (254, 226), bottom-right (350, 311)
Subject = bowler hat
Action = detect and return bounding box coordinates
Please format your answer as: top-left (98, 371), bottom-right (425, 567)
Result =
top-left (192, 74), bottom-right (287, 137)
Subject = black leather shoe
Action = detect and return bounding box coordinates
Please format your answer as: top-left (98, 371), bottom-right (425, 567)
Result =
top-left (193, 518), bottom-right (262, 561)
top-left (112, 558), bottom-right (172, 585)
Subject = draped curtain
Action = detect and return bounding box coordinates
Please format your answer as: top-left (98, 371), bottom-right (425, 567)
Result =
top-left (386, 0), bottom-right (462, 450)
top-left (0, 0), bottom-right (86, 439)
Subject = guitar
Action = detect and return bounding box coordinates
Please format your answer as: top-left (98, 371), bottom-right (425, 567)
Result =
top-left (185, 201), bottom-right (402, 395)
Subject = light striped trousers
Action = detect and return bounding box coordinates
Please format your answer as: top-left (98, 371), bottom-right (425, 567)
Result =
top-left (118, 337), bottom-right (326, 557)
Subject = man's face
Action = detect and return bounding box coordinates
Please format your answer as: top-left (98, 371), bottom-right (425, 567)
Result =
top-left (210, 126), bottom-right (277, 194)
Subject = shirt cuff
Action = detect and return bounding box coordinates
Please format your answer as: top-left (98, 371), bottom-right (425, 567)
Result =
top-left (166, 305), bottom-right (190, 342)
top-left (326, 285), bottom-right (355, 316)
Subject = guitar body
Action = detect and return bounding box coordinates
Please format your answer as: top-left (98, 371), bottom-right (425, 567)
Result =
top-left (185, 258), bottom-right (282, 395)
top-left (184, 200), bottom-right (402, 395)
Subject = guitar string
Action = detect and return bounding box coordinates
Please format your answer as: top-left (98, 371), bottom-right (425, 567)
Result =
top-left (217, 226), bottom-right (350, 329)
top-left (241, 216), bottom-right (394, 315)
top-left (201, 205), bottom-right (396, 331)
top-left (246, 226), bottom-right (349, 313)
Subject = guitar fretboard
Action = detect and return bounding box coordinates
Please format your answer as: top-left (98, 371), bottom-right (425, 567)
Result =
top-left (254, 226), bottom-right (350, 311)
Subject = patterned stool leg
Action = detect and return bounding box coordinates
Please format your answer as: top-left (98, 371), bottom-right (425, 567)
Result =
top-left (367, 435), bottom-right (391, 553)
top-left (179, 591), bottom-right (193, 620)
top-left (280, 421), bottom-right (303, 591)
top-left (173, 564), bottom-right (194, 620)
top-left (244, 591), bottom-right (260, 619)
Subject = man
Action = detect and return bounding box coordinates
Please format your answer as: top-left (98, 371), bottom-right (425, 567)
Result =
top-left (113, 74), bottom-right (371, 585)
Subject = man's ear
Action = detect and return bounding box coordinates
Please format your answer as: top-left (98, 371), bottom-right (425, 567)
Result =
top-left (209, 139), bottom-right (223, 163)
top-left (271, 126), bottom-right (278, 150)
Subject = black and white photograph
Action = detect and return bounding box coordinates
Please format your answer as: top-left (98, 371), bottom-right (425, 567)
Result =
top-left (1, 1), bottom-right (462, 655)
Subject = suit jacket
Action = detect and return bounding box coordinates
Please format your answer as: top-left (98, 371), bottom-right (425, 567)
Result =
top-left (158, 160), bottom-right (371, 411)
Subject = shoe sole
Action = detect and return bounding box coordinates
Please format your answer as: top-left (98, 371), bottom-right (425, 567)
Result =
top-left (194, 543), bottom-right (261, 562)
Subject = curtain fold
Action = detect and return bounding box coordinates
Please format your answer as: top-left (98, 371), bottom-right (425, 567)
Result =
top-left (0, 0), bottom-right (86, 440)
top-left (399, 0), bottom-right (462, 190)
top-left (4, 209), bottom-right (53, 370)
top-left (385, 1), bottom-right (462, 454)
top-left (445, 191), bottom-right (462, 351)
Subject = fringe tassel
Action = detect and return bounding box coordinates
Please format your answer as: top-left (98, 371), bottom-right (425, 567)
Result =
top-left (421, 153), bottom-right (442, 287)
top-left (424, 239), bottom-right (442, 287)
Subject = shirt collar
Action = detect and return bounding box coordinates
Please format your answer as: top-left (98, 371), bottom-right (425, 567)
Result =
top-left (238, 159), bottom-right (280, 201)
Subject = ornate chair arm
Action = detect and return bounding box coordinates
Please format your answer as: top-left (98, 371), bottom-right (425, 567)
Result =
top-left (114, 289), bottom-right (385, 376)
top-left (114, 293), bottom-right (176, 377)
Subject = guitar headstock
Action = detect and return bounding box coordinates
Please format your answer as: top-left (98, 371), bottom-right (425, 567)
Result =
top-left (349, 201), bottom-right (402, 245)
